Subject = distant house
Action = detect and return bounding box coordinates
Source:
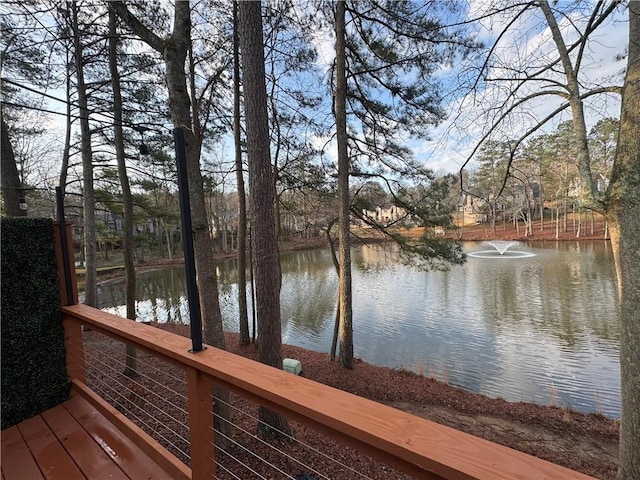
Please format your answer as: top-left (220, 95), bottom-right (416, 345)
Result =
top-left (361, 204), bottom-right (409, 226)
top-left (458, 194), bottom-right (487, 224)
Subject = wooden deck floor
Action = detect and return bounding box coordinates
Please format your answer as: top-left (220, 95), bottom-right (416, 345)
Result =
top-left (1, 395), bottom-right (174, 480)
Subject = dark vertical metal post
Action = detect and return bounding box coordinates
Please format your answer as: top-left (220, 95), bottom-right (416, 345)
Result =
top-left (174, 127), bottom-right (204, 352)
top-left (56, 186), bottom-right (75, 305)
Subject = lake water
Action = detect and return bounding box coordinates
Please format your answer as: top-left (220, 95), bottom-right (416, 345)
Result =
top-left (97, 241), bottom-right (620, 418)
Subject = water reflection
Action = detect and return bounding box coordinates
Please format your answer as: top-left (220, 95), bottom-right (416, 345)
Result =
top-left (97, 241), bottom-right (620, 417)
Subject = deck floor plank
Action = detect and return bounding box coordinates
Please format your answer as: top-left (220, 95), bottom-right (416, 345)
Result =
top-left (63, 395), bottom-right (174, 480)
top-left (2, 396), bottom-right (178, 480)
top-left (41, 404), bottom-right (127, 479)
top-left (16, 415), bottom-right (85, 480)
top-left (1, 425), bottom-right (45, 480)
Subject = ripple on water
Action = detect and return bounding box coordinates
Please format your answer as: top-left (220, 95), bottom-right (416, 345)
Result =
top-left (98, 243), bottom-right (621, 417)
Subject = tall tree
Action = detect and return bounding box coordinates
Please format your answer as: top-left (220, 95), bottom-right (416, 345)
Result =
top-left (112, 0), bottom-right (231, 445)
top-left (261, 0), bottom-right (325, 238)
top-left (330, 0), bottom-right (473, 367)
top-left (458, 2), bottom-right (636, 476)
top-left (468, 141), bottom-right (511, 233)
top-left (112, 0), bottom-right (226, 350)
top-left (108, 6), bottom-right (137, 376)
top-left (459, 1), bottom-right (623, 203)
top-left (334, 0), bottom-right (353, 369)
top-left (237, 0), bottom-right (291, 438)
top-left (0, 113), bottom-right (25, 217)
top-left (610, 5), bottom-right (639, 478)
top-left (70, 0), bottom-right (97, 307)
top-left (233, 0), bottom-right (250, 346)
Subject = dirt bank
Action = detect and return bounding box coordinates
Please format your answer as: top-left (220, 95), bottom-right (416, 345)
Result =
top-left (153, 326), bottom-right (619, 479)
top-left (85, 223), bottom-right (618, 478)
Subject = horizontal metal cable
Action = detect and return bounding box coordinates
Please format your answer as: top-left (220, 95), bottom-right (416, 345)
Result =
top-left (214, 460), bottom-right (243, 480)
top-left (89, 346), bottom-right (187, 406)
top-left (82, 346), bottom-right (189, 417)
top-left (211, 411), bottom-right (329, 480)
top-left (81, 350), bottom-right (190, 432)
top-left (81, 356), bottom-right (191, 445)
top-left (211, 394), bottom-right (369, 479)
top-left (86, 334), bottom-right (189, 398)
top-left (210, 426), bottom-right (296, 480)
top-left (212, 443), bottom-right (270, 480)
top-left (77, 332), bottom-right (384, 479)
top-left (85, 370), bottom-right (192, 461)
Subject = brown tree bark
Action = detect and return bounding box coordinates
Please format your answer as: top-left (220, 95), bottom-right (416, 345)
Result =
top-left (71, 0), bottom-right (96, 308)
top-left (112, 0), bottom-right (225, 353)
top-left (233, 0), bottom-right (250, 346)
top-left (539, 0), bottom-right (596, 207)
top-left (58, 51), bottom-right (72, 197)
top-left (238, 0), bottom-right (291, 438)
top-left (0, 114), bottom-right (26, 217)
top-left (112, 0), bottom-right (230, 447)
top-left (109, 7), bottom-right (137, 377)
top-left (325, 218), bottom-right (340, 362)
top-left (335, 0), bottom-right (354, 369)
top-left (611, 4), bottom-right (640, 478)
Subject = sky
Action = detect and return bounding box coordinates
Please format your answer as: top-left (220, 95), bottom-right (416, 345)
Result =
top-left (414, 1), bottom-right (629, 175)
top-left (303, 1), bottom-right (629, 179)
top-left (5, 1), bottom-right (630, 190)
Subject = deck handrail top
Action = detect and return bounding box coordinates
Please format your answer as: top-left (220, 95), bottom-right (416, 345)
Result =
top-left (63, 303), bottom-right (596, 480)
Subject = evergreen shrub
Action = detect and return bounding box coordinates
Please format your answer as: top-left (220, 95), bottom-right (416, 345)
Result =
top-left (1, 218), bottom-right (69, 429)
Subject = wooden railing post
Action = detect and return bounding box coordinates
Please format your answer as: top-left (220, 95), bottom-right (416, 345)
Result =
top-left (63, 316), bottom-right (86, 384)
top-left (53, 221), bottom-right (78, 306)
top-left (54, 221), bottom-right (85, 384)
top-left (186, 366), bottom-right (215, 479)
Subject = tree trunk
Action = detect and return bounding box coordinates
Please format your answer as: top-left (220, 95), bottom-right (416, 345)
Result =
top-left (233, 0), bottom-right (250, 346)
top-left (335, 0), bottom-right (354, 369)
top-left (71, 0), bottom-right (97, 308)
top-left (325, 219), bottom-right (340, 361)
top-left (612, 4), bottom-right (640, 478)
top-left (109, 7), bottom-right (137, 377)
top-left (167, 2), bottom-right (232, 449)
top-left (540, 0), bottom-right (597, 207)
top-left (0, 114), bottom-right (26, 217)
top-left (540, 200), bottom-right (544, 231)
top-left (248, 225), bottom-right (256, 343)
top-left (59, 36), bottom-right (73, 197)
top-left (113, 0), bottom-right (232, 449)
top-left (238, 0), bottom-right (291, 438)
top-left (162, 220), bottom-right (173, 260)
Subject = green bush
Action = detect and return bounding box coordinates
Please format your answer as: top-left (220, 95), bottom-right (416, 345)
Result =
top-left (1, 218), bottom-right (69, 429)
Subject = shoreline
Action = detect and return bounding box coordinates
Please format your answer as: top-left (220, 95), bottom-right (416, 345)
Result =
top-left (152, 326), bottom-right (619, 479)
top-left (83, 225), bottom-right (619, 478)
top-left (87, 223), bottom-right (610, 284)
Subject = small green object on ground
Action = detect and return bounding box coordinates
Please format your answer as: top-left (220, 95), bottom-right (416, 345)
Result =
top-left (283, 358), bottom-right (302, 375)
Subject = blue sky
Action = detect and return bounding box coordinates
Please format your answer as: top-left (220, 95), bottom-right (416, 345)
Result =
top-left (309, 1), bottom-right (628, 176)
top-left (416, 1), bottom-right (629, 174)
top-left (10, 1), bottom-right (629, 190)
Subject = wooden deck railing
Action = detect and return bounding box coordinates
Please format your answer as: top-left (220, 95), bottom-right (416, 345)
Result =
top-left (61, 304), bottom-right (597, 480)
top-left (52, 222), bottom-right (596, 480)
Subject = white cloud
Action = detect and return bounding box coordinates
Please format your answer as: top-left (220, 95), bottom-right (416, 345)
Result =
top-left (415, 2), bottom-right (628, 174)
